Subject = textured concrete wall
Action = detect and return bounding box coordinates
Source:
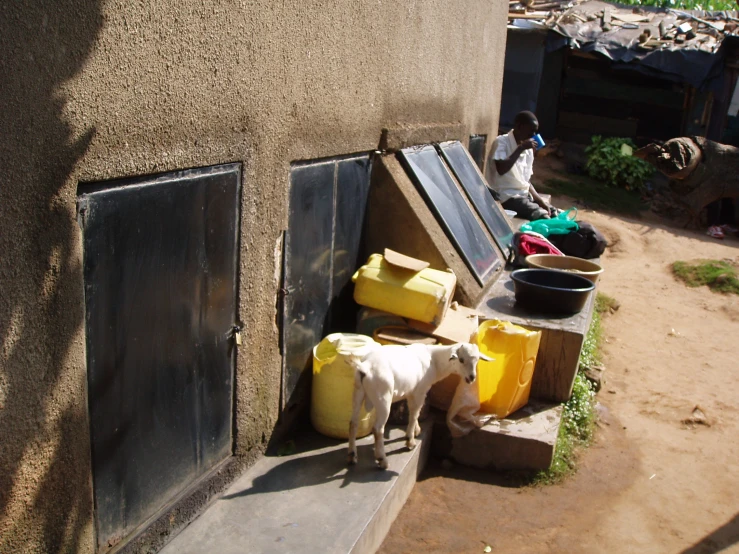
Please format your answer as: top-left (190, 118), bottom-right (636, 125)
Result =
top-left (0, 0), bottom-right (508, 552)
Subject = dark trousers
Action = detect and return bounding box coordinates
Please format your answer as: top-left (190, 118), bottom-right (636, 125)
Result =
top-left (502, 195), bottom-right (548, 221)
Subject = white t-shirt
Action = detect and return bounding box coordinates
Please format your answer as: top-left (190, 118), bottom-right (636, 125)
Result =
top-left (485, 130), bottom-right (534, 203)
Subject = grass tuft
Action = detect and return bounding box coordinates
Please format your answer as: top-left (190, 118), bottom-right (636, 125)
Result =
top-left (531, 292), bottom-right (612, 485)
top-left (539, 177), bottom-right (647, 218)
top-left (532, 372), bottom-right (596, 486)
top-left (595, 292), bottom-right (619, 314)
top-left (672, 260), bottom-right (739, 295)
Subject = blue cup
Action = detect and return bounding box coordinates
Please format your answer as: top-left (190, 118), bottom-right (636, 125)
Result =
top-left (533, 134), bottom-right (546, 150)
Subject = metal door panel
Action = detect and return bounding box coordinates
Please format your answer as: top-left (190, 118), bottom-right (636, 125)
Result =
top-left (330, 155), bottom-right (372, 331)
top-left (282, 162), bottom-right (335, 407)
top-left (80, 163), bottom-right (240, 548)
top-left (281, 154), bottom-right (372, 407)
top-left (468, 134), bottom-right (487, 171)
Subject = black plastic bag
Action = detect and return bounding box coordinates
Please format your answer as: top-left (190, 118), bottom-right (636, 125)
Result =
top-left (548, 221), bottom-right (607, 259)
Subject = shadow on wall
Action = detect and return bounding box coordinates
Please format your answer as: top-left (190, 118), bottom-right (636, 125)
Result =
top-left (0, 1), bottom-right (103, 552)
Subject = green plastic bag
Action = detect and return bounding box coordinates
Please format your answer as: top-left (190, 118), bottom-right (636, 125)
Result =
top-left (519, 208), bottom-right (579, 237)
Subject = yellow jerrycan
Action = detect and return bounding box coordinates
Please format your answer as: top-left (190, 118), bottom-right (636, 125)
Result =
top-left (311, 333), bottom-right (377, 439)
top-left (351, 251), bottom-right (456, 325)
top-left (475, 319), bottom-right (542, 418)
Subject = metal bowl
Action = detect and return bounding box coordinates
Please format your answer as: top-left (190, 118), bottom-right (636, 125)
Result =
top-left (511, 268), bottom-right (595, 315)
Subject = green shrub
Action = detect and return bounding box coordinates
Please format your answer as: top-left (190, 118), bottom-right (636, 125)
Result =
top-left (585, 136), bottom-right (654, 192)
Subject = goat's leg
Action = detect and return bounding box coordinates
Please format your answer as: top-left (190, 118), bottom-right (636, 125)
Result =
top-left (372, 392), bottom-right (392, 470)
top-left (405, 394), bottom-right (424, 450)
top-left (347, 382), bottom-right (365, 465)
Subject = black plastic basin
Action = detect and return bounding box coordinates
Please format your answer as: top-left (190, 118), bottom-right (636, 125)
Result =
top-left (510, 268), bottom-right (595, 315)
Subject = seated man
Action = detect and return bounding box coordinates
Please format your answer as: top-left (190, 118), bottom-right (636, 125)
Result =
top-left (486, 111), bottom-right (556, 221)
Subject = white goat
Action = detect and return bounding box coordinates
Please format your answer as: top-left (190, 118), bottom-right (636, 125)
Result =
top-left (342, 342), bottom-right (491, 469)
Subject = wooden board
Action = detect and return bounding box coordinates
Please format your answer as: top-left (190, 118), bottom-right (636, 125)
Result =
top-left (384, 248), bottom-right (430, 272)
top-left (408, 304), bottom-right (481, 345)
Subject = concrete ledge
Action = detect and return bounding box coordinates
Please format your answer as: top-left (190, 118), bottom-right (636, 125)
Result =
top-left (431, 402), bottom-right (562, 471)
top-left (160, 425), bottom-right (431, 554)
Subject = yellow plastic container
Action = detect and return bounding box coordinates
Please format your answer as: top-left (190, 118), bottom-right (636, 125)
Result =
top-left (476, 320), bottom-right (542, 418)
top-left (311, 333), bottom-right (377, 439)
top-left (427, 320), bottom-right (542, 417)
top-left (352, 253), bottom-right (457, 325)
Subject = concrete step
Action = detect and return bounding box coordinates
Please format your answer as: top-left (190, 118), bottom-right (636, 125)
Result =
top-left (160, 424), bottom-right (431, 554)
top-left (431, 401), bottom-right (563, 471)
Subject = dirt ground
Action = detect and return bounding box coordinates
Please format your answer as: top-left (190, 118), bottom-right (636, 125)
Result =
top-left (379, 191), bottom-right (739, 553)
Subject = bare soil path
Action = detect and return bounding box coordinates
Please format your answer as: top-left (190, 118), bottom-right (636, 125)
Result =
top-left (379, 206), bottom-right (739, 554)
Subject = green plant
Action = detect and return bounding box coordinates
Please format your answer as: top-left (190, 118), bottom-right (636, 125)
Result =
top-left (579, 306), bottom-right (602, 370)
top-left (585, 136), bottom-right (654, 192)
top-left (563, 372), bottom-right (597, 441)
top-left (673, 259), bottom-right (739, 295)
top-left (532, 372), bottom-right (596, 485)
top-left (617, 0), bottom-right (735, 11)
top-left (532, 293), bottom-right (616, 484)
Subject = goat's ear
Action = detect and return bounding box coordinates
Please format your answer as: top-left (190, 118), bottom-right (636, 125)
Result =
top-left (449, 345), bottom-right (460, 361)
top-left (479, 353), bottom-right (494, 362)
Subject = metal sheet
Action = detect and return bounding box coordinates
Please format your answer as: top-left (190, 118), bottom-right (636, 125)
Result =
top-left (283, 161), bottom-right (335, 408)
top-left (438, 141), bottom-right (514, 257)
top-left (330, 155), bottom-right (372, 331)
top-left (398, 146), bottom-right (500, 284)
top-left (80, 163), bottom-right (240, 549)
top-left (468, 134), bottom-right (487, 171)
top-left (281, 154), bottom-right (372, 408)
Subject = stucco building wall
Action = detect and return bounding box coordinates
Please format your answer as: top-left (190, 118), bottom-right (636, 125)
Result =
top-left (0, 1), bottom-right (508, 552)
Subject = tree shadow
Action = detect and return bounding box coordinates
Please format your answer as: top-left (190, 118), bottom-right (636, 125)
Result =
top-left (680, 513), bottom-right (739, 554)
top-left (0, 1), bottom-right (103, 551)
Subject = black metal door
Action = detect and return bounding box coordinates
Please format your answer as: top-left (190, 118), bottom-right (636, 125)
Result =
top-left (79, 163), bottom-right (241, 549)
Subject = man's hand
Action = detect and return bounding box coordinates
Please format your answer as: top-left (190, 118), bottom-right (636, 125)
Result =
top-left (517, 138), bottom-right (537, 152)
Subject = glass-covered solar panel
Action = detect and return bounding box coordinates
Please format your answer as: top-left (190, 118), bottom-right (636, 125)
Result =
top-left (398, 145), bottom-right (500, 284)
top-left (438, 141), bottom-right (514, 257)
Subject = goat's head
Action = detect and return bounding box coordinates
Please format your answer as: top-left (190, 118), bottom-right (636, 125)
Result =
top-left (449, 343), bottom-right (493, 384)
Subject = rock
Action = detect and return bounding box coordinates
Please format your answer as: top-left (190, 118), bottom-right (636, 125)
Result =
top-left (682, 404), bottom-right (712, 428)
top-left (582, 363), bottom-right (605, 392)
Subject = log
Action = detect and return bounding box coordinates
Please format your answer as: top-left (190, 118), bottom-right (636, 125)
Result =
top-left (636, 137), bottom-right (739, 222)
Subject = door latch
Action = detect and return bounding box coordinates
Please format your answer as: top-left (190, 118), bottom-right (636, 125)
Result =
top-left (230, 324), bottom-right (242, 346)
